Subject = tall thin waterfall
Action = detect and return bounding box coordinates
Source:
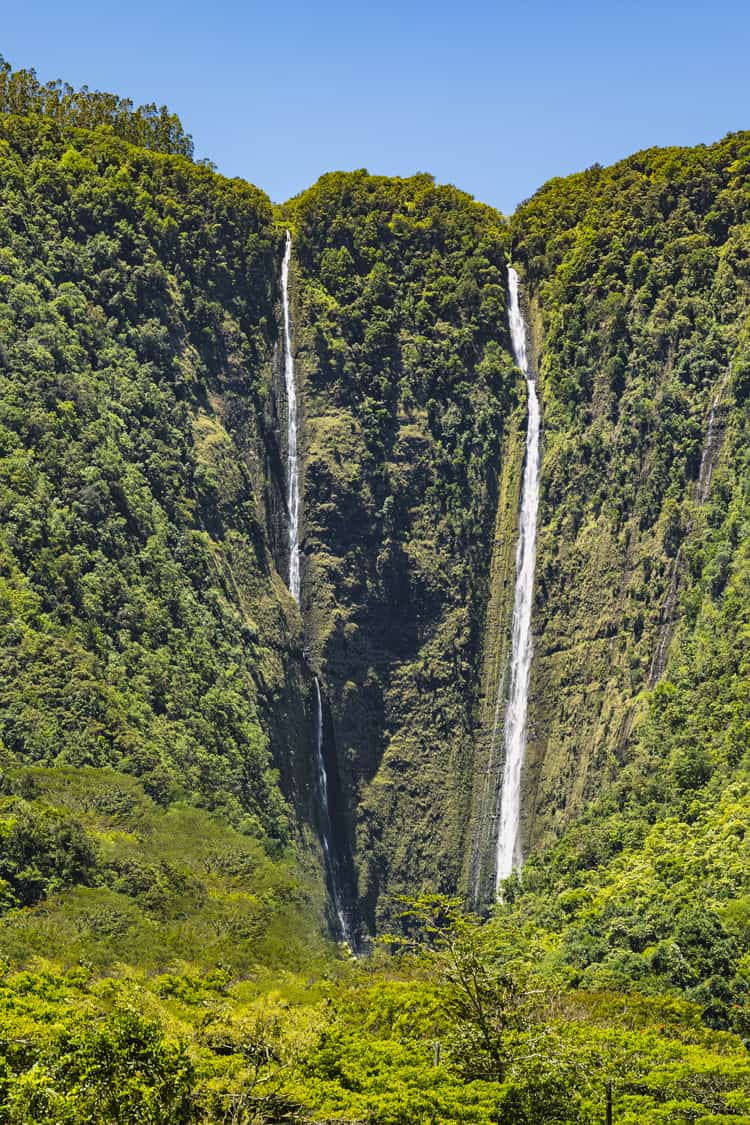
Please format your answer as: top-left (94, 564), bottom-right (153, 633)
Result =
top-left (281, 230), bottom-right (301, 604)
top-left (280, 234), bottom-right (349, 943)
top-left (314, 677), bottom-right (349, 942)
top-left (495, 267), bottom-right (541, 889)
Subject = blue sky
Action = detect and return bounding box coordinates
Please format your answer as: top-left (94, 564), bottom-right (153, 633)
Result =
top-left (3, 0), bottom-right (749, 213)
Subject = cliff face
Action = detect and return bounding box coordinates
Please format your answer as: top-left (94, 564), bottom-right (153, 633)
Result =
top-left (4, 90), bottom-right (750, 946)
top-left (0, 111), bottom-right (326, 851)
top-left (0, 110), bottom-right (528, 933)
top-left (3, 70), bottom-right (750, 1113)
top-left (283, 172), bottom-right (518, 930)
top-left (280, 137), bottom-right (750, 927)
top-left (511, 136), bottom-right (750, 856)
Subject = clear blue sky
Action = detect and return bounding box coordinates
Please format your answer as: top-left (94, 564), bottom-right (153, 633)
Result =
top-left (3, 0), bottom-right (749, 213)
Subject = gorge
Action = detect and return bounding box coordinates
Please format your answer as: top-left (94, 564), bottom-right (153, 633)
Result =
top-left (0, 57), bottom-right (749, 1121)
top-left (281, 226), bottom-right (350, 941)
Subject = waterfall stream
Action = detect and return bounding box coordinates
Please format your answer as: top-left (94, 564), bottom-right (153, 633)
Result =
top-left (280, 232), bottom-right (349, 943)
top-left (314, 677), bottom-right (349, 941)
top-left (495, 267), bottom-right (541, 889)
top-left (281, 230), bottom-right (301, 604)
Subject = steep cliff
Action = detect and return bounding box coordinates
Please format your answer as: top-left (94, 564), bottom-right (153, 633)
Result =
top-left (282, 172), bottom-right (519, 930)
top-left (2, 60), bottom-right (750, 1121)
top-left (495, 135), bottom-right (750, 1030)
top-left (511, 135), bottom-right (750, 856)
top-left (3, 65), bottom-right (750, 969)
top-left (0, 102), bottom-right (351, 962)
top-left (0, 97), bottom-right (527, 938)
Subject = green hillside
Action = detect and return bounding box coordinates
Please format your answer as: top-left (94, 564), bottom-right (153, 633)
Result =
top-left (513, 137), bottom-right (750, 852)
top-left (494, 133), bottom-right (750, 1034)
top-left (0, 64), bottom-right (330, 980)
top-left (0, 56), bottom-right (749, 1122)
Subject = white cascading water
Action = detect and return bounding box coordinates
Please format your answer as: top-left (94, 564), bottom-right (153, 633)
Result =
top-left (280, 234), bottom-right (349, 943)
top-left (281, 230), bottom-right (301, 604)
top-left (495, 267), bottom-right (541, 889)
top-left (313, 677), bottom-right (349, 941)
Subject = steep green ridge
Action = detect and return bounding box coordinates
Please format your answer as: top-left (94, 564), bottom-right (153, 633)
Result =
top-left (2, 54), bottom-right (750, 1119)
top-left (283, 172), bottom-right (519, 930)
top-left (0, 96), bottom-right (350, 964)
top-left (494, 134), bottom-right (750, 1031)
top-left (0, 109), bottom-right (293, 824)
top-left (512, 136), bottom-right (750, 852)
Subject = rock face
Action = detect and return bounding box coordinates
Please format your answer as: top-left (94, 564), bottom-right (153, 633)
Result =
top-left (511, 139), bottom-right (750, 859)
top-left (282, 141), bottom-right (750, 928)
top-left (284, 172), bottom-right (518, 931)
top-left (4, 96), bottom-right (750, 938)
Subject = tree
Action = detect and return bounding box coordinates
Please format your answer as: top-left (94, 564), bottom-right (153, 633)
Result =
top-left (392, 896), bottom-right (589, 1123)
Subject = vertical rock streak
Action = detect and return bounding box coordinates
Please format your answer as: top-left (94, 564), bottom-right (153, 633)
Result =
top-left (280, 233), bottom-right (348, 941)
top-left (281, 231), bottom-right (301, 604)
top-left (697, 368), bottom-right (731, 505)
top-left (649, 367), bottom-right (731, 685)
top-left (495, 268), bottom-right (541, 888)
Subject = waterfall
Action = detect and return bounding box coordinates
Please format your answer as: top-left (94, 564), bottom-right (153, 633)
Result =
top-left (495, 267), bottom-right (541, 890)
top-left (313, 677), bottom-right (350, 943)
top-left (279, 233), bottom-right (350, 944)
top-left (281, 230), bottom-right (301, 604)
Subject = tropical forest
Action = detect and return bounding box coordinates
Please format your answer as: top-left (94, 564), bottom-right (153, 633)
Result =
top-left (0, 52), bottom-right (749, 1123)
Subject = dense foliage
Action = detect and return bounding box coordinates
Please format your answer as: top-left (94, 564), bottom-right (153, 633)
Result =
top-left (495, 132), bottom-right (750, 1039)
top-left (285, 172), bottom-right (518, 929)
top-left (511, 134), bottom-right (750, 837)
top-left (2, 64), bottom-right (750, 1120)
top-left (0, 765), bottom-right (326, 973)
top-left (0, 55), bottom-right (194, 156)
top-left (0, 108), bottom-right (295, 834)
top-left (0, 899), bottom-right (747, 1123)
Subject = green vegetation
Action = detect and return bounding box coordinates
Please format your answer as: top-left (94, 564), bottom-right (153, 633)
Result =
top-left (284, 171), bottom-right (518, 930)
top-left (0, 765), bottom-right (326, 972)
top-left (490, 132), bottom-right (750, 1048)
top-left (1, 54), bottom-right (750, 1120)
top-left (512, 135), bottom-right (750, 852)
top-left (0, 898), bottom-right (747, 1123)
top-left (0, 54), bottom-right (194, 156)
top-left (0, 91), bottom-right (297, 833)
